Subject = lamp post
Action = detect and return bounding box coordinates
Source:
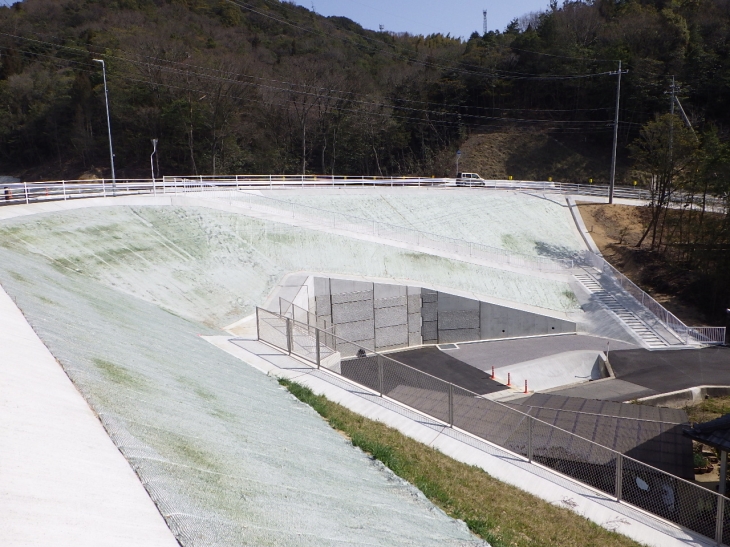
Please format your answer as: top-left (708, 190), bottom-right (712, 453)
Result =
top-left (93, 59), bottom-right (116, 196)
top-left (151, 139), bottom-right (158, 194)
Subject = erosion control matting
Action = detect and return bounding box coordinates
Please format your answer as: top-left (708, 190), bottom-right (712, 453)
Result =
top-left (609, 346), bottom-right (730, 393)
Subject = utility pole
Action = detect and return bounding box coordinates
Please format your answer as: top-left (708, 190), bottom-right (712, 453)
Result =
top-left (670, 75), bottom-right (676, 165)
top-left (483, 10), bottom-right (488, 35)
top-left (608, 60), bottom-right (624, 205)
top-left (93, 59), bottom-right (116, 196)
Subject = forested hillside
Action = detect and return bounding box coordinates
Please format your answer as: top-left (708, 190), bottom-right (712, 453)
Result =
top-left (1, 0), bottom-right (730, 181)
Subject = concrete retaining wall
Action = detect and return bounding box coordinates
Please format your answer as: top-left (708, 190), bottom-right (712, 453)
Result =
top-left (312, 276), bottom-right (576, 349)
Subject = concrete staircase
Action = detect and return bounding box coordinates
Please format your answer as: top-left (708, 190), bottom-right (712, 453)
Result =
top-left (574, 271), bottom-right (671, 349)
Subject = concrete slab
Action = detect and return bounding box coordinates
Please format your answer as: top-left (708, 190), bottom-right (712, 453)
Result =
top-left (444, 334), bottom-right (636, 370)
top-left (0, 284), bottom-right (178, 547)
top-left (545, 379), bottom-right (657, 402)
top-left (209, 335), bottom-right (715, 547)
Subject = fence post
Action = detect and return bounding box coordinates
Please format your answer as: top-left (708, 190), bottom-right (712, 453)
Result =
top-left (448, 383), bottom-right (454, 427)
top-left (315, 329), bottom-right (321, 369)
top-left (615, 453), bottom-right (623, 502)
top-left (717, 494), bottom-right (725, 546)
top-left (286, 318), bottom-right (292, 355)
top-left (378, 356), bottom-right (384, 397)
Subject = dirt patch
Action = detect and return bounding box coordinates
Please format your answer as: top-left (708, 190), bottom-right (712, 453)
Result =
top-left (577, 202), bottom-right (715, 326)
top-left (433, 129), bottom-right (617, 182)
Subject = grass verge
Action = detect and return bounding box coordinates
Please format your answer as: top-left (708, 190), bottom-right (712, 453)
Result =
top-left (278, 378), bottom-right (645, 547)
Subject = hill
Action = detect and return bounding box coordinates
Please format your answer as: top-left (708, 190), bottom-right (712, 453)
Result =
top-left (2, 0), bottom-right (730, 182)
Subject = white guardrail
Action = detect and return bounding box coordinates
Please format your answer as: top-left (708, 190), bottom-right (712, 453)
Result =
top-left (0, 175), bottom-right (725, 344)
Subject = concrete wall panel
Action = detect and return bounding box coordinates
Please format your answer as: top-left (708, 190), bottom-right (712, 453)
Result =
top-left (422, 321), bottom-right (438, 341)
top-left (421, 290), bottom-right (438, 303)
top-left (332, 300), bottom-right (374, 324)
top-left (335, 319), bottom-right (375, 342)
top-left (408, 313), bottom-right (421, 333)
top-left (330, 279), bottom-right (372, 295)
top-left (375, 325), bottom-right (408, 348)
top-left (437, 293), bottom-right (480, 313)
top-left (331, 290), bottom-right (373, 305)
top-left (315, 295), bottom-right (331, 317)
top-left (374, 306), bottom-right (407, 328)
top-left (374, 283), bottom-right (406, 299)
top-left (439, 328), bottom-right (480, 343)
top-left (374, 296), bottom-right (407, 309)
top-left (438, 311), bottom-right (480, 331)
top-left (421, 302), bottom-right (438, 322)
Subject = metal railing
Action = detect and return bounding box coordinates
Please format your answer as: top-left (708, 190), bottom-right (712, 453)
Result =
top-left (581, 251), bottom-right (726, 345)
top-left (256, 306), bottom-right (727, 545)
top-left (2, 174), bottom-right (728, 209)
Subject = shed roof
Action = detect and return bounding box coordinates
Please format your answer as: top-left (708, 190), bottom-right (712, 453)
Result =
top-left (684, 414), bottom-right (730, 453)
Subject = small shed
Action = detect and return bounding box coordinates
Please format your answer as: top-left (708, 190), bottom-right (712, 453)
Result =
top-left (684, 414), bottom-right (730, 495)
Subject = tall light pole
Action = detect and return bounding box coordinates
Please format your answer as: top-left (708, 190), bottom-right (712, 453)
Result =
top-left (93, 59), bottom-right (116, 196)
top-left (151, 138), bottom-right (158, 194)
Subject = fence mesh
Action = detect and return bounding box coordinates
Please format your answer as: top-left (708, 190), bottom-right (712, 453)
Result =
top-left (255, 306), bottom-right (728, 545)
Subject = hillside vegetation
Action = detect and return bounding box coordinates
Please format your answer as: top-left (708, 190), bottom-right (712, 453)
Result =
top-left (4, 0), bottom-right (730, 182)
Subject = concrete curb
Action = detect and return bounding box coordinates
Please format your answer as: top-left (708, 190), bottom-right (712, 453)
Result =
top-left (566, 196), bottom-right (602, 256)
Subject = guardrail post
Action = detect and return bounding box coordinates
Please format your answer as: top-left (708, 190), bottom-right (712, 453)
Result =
top-left (527, 416), bottom-right (533, 462)
top-left (615, 453), bottom-right (623, 502)
top-left (286, 317), bottom-right (292, 355)
top-left (62, 180), bottom-right (67, 200)
top-left (23, 182), bottom-right (28, 204)
top-left (315, 329), bottom-right (321, 369)
top-left (255, 307), bottom-right (260, 340)
top-left (448, 383), bottom-right (454, 427)
top-left (378, 356), bottom-right (384, 396)
top-left (716, 494), bottom-right (725, 546)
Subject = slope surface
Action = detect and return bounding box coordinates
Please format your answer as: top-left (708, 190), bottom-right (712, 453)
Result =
top-left (0, 244), bottom-right (485, 547)
top-left (0, 205), bottom-right (578, 328)
top-left (268, 190), bottom-right (585, 260)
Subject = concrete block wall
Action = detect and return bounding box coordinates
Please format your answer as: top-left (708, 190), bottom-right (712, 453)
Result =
top-left (312, 276), bottom-right (576, 351)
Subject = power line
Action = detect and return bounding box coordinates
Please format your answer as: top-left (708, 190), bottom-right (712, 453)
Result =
top-left (1, 36), bottom-right (623, 124)
top-left (3, 45), bottom-right (626, 134)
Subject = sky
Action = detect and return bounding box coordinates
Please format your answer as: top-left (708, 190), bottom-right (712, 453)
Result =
top-left (294, 0), bottom-right (552, 38)
top-left (0, 0), bottom-right (552, 38)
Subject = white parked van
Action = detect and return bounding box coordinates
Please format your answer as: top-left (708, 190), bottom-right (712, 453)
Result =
top-left (456, 173), bottom-right (485, 186)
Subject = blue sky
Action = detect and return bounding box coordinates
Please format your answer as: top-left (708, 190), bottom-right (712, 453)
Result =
top-left (0, 0), bottom-right (552, 38)
top-left (295, 0), bottom-right (551, 38)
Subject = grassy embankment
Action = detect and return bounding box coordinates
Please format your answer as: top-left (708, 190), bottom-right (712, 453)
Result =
top-left (279, 378), bottom-right (645, 547)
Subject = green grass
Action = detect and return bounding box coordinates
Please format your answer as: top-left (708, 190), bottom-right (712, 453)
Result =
top-left (686, 395), bottom-right (730, 424)
top-left (278, 378), bottom-right (645, 547)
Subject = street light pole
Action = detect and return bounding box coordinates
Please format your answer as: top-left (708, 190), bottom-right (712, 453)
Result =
top-left (151, 139), bottom-right (158, 194)
top-left (93, 59), bottom-right (116, 196)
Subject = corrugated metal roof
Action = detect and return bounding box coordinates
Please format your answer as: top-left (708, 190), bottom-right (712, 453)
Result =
top-left (511, 394), bottom-right (694, 480)
top-left (517, 393), bottom-right (688, 423)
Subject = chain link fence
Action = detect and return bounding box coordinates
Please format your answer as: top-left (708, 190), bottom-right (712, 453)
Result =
top-left (256, 306), bottom-right (729, 545)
